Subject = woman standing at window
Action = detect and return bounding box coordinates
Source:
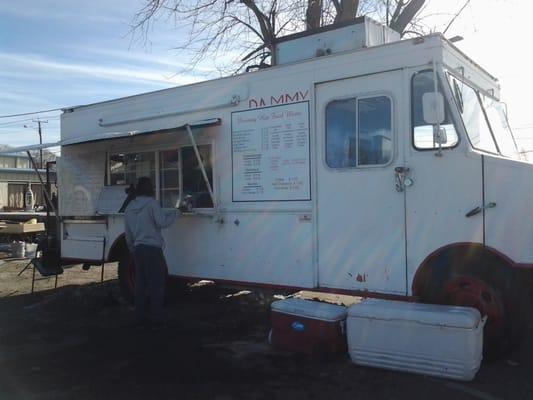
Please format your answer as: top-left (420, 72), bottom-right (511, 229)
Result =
top-left (124, 177), bottom-right (179, 329)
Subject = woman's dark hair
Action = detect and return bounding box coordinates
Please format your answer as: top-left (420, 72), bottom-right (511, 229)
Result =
top-left (135, 177), bottom-right (155, 197)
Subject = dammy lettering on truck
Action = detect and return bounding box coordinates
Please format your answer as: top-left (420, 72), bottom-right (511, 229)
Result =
top-left (248, 90), bottom-right (309, 109)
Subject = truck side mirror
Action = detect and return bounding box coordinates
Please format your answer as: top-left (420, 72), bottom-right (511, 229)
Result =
top-left (422, 92), bottom-right (445, 125)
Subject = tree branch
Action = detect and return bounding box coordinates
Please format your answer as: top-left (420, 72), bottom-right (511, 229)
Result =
top-left (334, 0), bottom-right (359, 23)
top-left (390, 0), bottom-right (425, 35)
top-left (443, 0), bottom-right (471, 35)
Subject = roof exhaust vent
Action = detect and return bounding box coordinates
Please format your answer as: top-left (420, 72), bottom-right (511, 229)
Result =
top-left (273, 17), bottom-right (400, 66)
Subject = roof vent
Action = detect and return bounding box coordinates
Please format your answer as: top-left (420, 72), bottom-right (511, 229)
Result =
top-left (273, 17), bottom-right (400, 65)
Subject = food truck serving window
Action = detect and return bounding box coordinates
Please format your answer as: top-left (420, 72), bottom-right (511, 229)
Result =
top-left (109, 145), bottom-right (213, 209)
top-left (109, 152), bottom-right (156, 186)
top-left (326, 96), bottom-right (392, 168)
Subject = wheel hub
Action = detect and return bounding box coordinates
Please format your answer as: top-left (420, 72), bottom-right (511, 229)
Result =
top-left (443, 277), bottom-right (504, 340)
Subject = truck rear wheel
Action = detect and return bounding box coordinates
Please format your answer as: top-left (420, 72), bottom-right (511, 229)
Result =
top-left (118, 252), bottom-right (135, 304)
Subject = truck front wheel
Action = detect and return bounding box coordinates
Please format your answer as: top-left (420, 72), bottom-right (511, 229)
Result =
top-left (441, 276), bottom-right (506, 356)
top-left (118, 252), bottom-right (136, 304)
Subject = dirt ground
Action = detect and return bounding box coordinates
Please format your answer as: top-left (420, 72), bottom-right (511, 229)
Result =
top-left (0, 259), bottom-right (531, 400)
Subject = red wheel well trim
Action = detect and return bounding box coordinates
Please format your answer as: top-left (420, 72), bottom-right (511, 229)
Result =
top-left (411, 242), bottom-right (516, 296)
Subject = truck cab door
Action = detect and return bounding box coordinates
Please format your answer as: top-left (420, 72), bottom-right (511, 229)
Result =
top-left (405, 69), bottom-right (484, 292)
top-left (315, 70), bottom-right (407, 295)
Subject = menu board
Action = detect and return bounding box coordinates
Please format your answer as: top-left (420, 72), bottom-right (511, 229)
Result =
top-left (232, 101), bottom-right (310, 202)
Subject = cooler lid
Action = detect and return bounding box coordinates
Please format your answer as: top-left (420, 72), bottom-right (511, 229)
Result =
top-left (347, 299), bottom-right (481, 329)
top-left (271, 298), bottom-right (347, 321)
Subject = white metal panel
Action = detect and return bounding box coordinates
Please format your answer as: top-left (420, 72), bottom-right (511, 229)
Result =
top-left (61, 237), bottom-right (105, 261)
top-left (60, 35), bottom-right (440, 145)
top-left (484, 156), bottom-right (533, 263)
top-left (162, 212), bottom-right (315, 288)
top-left (61, 82), bottom-right (247, 142)
top-left (442, 40), bottom-right (500, 99)
top-left (405, 149), bottom-right (484, 287)
top-left (315, 70), bottom-right (407, 294)
top-left (275, 18), bottom-right (399, 65)
top-left (347, 299), bottom-right (484, 381)
top-left (61, 221), bottom-right (107, 261)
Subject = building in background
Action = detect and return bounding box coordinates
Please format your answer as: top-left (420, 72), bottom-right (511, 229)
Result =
top-left (0, 153), bottom-right (56, 211)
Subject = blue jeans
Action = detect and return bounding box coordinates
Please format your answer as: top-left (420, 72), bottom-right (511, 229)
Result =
top-left (132, 244), bottom-right (167, 324)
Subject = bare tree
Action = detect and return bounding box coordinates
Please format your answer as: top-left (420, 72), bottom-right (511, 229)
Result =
top-left (306, 0), bottom-right (323, 29)
top-left (132, 0), bottom-right (307, 73)
top-left (333, 0), bottom-right (360, 23)
top-left (131, 0), bottom-right (468, 73)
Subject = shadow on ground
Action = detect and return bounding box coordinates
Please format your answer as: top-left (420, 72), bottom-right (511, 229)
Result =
top-left (0, 260), bottom-right (531, 399)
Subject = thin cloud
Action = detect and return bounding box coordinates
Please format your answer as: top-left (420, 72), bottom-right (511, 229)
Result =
top-left (0, 52), bottom-right (199, 86)
top-left (68, 46), bottom-right (217, 76)
top-left (0, 1), bottom-right (126, 25)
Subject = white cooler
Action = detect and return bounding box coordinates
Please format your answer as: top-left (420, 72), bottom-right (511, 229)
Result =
top-left (347, 299), bottom-right (486, 381)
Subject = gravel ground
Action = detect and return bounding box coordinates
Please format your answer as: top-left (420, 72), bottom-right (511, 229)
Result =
top-left (0, 258), bottom-right (531, 400)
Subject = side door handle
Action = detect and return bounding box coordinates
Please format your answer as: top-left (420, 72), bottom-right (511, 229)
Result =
top-left (465, 202), bottom-right (497, 218)
top-left (465, 206), bottom-right (482, 218)
top-left (394, 167), bottom-right (411, 192)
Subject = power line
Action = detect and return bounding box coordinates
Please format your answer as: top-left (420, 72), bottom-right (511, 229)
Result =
top-left (0, 116), bottom-right (60, 130)
top-left (0, 118), bottom-right (60, 128)
top-left (0, 107), bottom-right (64, 119)
top-left (0, 118), bottom-right (36, 127)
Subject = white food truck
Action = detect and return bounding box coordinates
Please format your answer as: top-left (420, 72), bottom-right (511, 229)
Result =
top-left (9, 18), bottom-right (533, 351)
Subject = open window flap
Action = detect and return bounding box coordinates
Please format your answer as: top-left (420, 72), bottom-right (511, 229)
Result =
top-left (0, 119), bottom-right (221, 154)
top-left (0, 142), bottom-right (60, 155)
top-left (61, 118), bottom-right (222, 147)
top-left (185, 124), bottom-right (218, 213)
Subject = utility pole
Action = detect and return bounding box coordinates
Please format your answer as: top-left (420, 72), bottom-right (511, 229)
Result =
top-left (24, 119), bottom-right (48, 168)
top-left (24, 119), bottom-right (48, 209)
top-left (32, 118), bottom-right (48, 169)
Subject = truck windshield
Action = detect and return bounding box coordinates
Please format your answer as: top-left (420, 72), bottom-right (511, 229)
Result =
top-left (447, 74), bottom-right (518, 158)
top-left (478, 94), bottom-right (519, 158)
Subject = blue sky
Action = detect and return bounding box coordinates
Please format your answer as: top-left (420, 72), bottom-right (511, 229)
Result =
top-left (0, 0), bottom-right (208, 147)
top-left (1, 0), bottom-right (533, 152)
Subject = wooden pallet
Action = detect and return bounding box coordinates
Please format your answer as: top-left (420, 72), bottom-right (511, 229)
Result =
top-left (0, 223), bottom-right (45, 234)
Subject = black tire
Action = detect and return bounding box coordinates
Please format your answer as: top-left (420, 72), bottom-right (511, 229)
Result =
top-left (118, 251), bottom-right (135, 304)
top-left (440, 275), bottom-right (509, 358)
top-left (413, 245), bottom-right (522, 358)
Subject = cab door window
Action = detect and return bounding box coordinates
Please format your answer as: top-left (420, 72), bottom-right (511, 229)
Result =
top-left (326, 95), bottom-right (392, 168)
top-left (412, 70), bottom-right (459, 150)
